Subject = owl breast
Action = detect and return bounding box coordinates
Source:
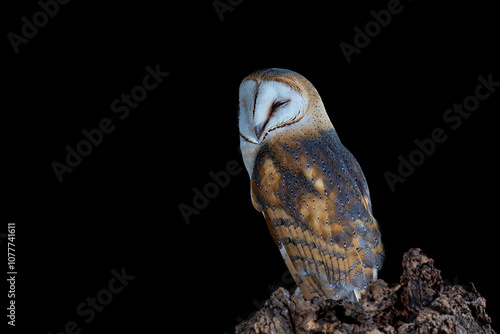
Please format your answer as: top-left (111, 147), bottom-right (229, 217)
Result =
top-left (250, 128), bottom-right (384, 301)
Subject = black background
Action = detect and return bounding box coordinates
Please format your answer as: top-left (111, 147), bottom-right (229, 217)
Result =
top-left (4, 0), bottom-right (499, 333)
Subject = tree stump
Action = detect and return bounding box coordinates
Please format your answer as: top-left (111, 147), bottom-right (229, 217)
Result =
top-left (235, 248), bottom-right (495, 334)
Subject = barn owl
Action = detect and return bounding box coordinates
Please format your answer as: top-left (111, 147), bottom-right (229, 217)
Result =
top-left (238, 68), bottom-right (384, 301)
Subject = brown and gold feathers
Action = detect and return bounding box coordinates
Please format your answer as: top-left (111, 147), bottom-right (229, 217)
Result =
top-left (238, 68), bottom-right (383, 301)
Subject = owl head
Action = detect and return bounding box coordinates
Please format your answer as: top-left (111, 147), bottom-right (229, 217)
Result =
top-left (238, 68), bottom-right (332, 175)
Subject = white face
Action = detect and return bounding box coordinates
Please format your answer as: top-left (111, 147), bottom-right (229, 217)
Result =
top-left (238, 80), bottom-right (307, 144)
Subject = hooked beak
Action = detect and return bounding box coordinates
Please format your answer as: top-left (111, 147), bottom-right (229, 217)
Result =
top-left (254, 124), bottom-right (265, 140)
top-left (253, 117), bottom-right (270, 141)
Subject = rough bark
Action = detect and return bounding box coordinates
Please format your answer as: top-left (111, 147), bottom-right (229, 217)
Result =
top-left (235, 248), bottom-right (496, 334)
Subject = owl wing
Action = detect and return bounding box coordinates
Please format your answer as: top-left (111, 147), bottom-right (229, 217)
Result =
top-left (250, 130), bottom-right (383, 301)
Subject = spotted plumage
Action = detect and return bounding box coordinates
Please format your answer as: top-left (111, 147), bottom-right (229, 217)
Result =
top-left (238, 68), bottom-right (383, 301)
